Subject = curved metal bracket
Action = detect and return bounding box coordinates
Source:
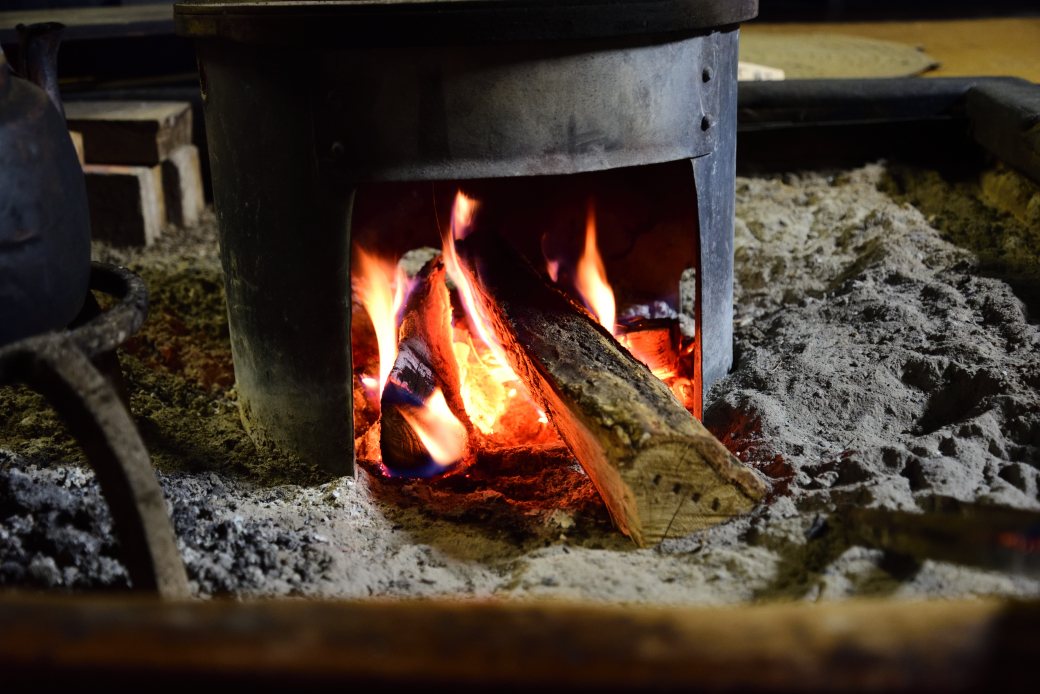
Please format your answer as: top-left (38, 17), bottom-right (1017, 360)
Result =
top-left (0, 263), bottom-right (190, 600)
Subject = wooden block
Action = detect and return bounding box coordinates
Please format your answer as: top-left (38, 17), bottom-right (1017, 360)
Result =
top-left (68, 130), bottom-right (85, 165)
top-left (161, 144), bottom-right (205, 227)
top-left (83, 164), bottom-right (165, 247)
top-left (65, 101), bottom-right (192, 166)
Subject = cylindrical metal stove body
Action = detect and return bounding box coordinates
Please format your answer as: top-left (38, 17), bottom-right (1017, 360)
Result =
top-left (175, 0), bottom-right (752, 474)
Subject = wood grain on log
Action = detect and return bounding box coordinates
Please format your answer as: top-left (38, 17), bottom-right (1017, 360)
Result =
top-left (380, 257), bottom-right (469, 472)
top-left (456, 229), bottom-right (767, 546)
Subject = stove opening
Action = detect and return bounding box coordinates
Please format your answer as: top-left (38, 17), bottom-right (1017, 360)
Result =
top-left (350, 161), bottom-right (702, 487)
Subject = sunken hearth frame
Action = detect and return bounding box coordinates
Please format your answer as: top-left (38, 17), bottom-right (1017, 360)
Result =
top-left (6, 0), bottom-right (1040, 690)
top-left (3, 66), bottom-right (1040, 689)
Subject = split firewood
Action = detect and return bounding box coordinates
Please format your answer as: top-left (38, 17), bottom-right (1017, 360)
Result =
top-left (380, 256), bottom-right (470, 472)
top-left (617, 316), bottom-right (681, 379)
top-left (454, 229), bottom-right (767, 546)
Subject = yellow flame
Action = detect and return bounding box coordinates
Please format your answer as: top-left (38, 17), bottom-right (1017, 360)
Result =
top-left (399, 388), bottom-right (466, 466)
top-left (354, 248), bottom-right (408, 398)
top-left (575, 200), bottom-right (616, 334)
top-left (441, 192), bottom-right (522, 386)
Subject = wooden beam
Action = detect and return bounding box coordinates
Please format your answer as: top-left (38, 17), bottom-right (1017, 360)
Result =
top-left (0, 594), bottom-right (1034, 691)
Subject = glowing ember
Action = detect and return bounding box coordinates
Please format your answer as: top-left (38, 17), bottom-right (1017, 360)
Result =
top-left (453, 332), bottom-right (505, 436)
top-left (354, 248), bottom-right (409, 398)
top-left (574, 200), bottom-right (616, 334)
top-left (399, 388), bottom-right (467, 466)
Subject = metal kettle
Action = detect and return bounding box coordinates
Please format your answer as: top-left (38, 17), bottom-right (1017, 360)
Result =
top-left (0, 23), bottom-right (91, 346)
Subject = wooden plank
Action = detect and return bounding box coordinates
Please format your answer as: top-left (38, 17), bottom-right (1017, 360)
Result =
top-left (0, 6), bottom-right (173, 44)
top-left (160, 144), bottom-right (204, 227)
top-left (0, 593), bottom-right (1034, 691)
top-left (68, 130), bottom-right (85, 166)
top-left (65, 100), bottom-right (192, 166)
top-left (83, 164), bottom-right (164, 247)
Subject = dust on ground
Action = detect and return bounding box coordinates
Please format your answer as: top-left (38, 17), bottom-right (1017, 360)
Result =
top-left (1, 163), bottom-right (1039, 603)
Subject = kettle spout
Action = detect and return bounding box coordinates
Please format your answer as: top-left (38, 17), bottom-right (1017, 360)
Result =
top-left (17, 22), bottom-right (66, 120)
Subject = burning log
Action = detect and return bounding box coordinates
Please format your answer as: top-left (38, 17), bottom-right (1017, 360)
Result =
top-left (616, 316), bottom-right (681, 379)
top-left (380, 257), bottom-right (469, 475)
top-left (454, 229), bottom-right (767, 546)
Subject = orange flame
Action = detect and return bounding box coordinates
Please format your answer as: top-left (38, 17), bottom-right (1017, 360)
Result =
top-left (354, 248), bottom-right (408, 398)
top-left (399, 388), bottom-right (467, 466)
top-left (440, 191), bottom-right (554, 443)
top-left (441, 192), bottom-right (514, 372)
top-left (575, 201), bottom-right (615, 334)
top-left (568, 202), bottom-right (681, 383)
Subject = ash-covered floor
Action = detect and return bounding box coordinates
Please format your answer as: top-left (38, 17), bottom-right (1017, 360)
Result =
top-left (2, 163), bottom-right (1039, 603)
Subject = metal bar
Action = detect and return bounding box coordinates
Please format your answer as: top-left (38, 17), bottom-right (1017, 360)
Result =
top-left (693, 27), bottom-right (739, 403)
top-left (8, 339), bottom-right (190, 599)
top-left (175, 0), bottom-right (757, 47)
top-left (967, 79), bottom-right (1040, 187)
top-left (0, 263), bottom-right (189, 599)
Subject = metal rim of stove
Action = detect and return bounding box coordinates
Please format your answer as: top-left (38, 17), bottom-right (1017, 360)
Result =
top-left (0, 263), bottom-right (189, 599)
top-left (174, 0), bottom-right (759, 46)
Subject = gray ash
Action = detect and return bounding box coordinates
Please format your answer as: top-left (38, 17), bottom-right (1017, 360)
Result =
top-left (0, 452), bottom-right (332, 595)
top-left (0, 451), bottom-right (128, 590)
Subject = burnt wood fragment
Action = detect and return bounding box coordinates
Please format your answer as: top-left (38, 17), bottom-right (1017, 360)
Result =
top-left (380, 256), bottom-right (468, 474)
top-left (455, 229), bottom-right (767, 546)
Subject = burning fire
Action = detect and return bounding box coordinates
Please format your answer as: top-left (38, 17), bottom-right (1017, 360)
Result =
top-left (440, 192), bottom-right (549, 442)
top-left (566, 201), bottom-right (682, 383)
top-left (575, 200), bottom-right (616, 334)
top-left (354, 247), bottom-right (408, 398)
top-left (353, 190), bottom-right (694, 475)
top-left (398, 388), bottom-right (467, 466)
top-left (441, 192), bottom-right (515, 375)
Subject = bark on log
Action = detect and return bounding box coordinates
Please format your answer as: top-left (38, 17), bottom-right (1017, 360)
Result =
top-left (380, 256), bottom-right (469, 473)
top-left (456, 229), bottom-right (767, 546)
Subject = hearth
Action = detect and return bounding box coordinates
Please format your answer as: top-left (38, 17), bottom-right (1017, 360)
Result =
top-left (175, 0), bottom-right (764, 543)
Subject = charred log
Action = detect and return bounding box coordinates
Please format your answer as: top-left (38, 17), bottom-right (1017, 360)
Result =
top-left (455, 229), bottom-right (767, 546)
top-left (380, 257), bottom-right (469, 475)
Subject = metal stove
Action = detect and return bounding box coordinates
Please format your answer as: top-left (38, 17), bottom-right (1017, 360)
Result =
top-left (174, 0), bottom-right (758, 474)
